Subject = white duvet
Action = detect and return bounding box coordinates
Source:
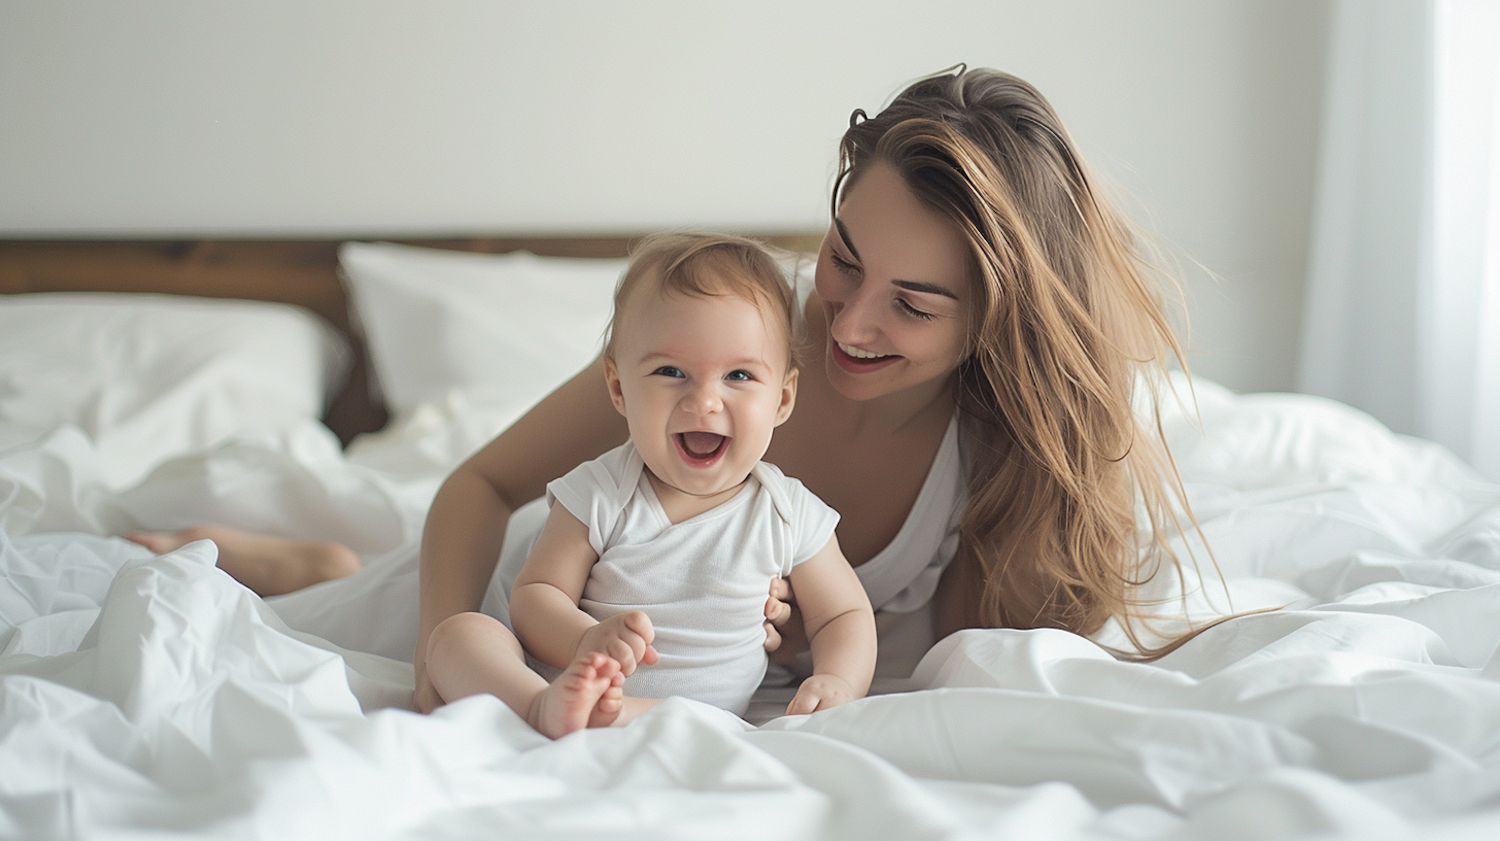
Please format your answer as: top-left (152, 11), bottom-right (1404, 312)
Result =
top-left (3, 377), bottom-right (1500, 839)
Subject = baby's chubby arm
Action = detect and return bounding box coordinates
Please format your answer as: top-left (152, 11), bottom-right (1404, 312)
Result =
top-left (577, 611), bottom-right (658, 676)
top-left (784, 534), bottom-right (877, 715)
top-left (510, 503), bottom-right (657, 675)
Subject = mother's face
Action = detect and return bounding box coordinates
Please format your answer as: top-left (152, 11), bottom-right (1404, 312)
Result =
top-left (815, 162), bottom-right (972, 404)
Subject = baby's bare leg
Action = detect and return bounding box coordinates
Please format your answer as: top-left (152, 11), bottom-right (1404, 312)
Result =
top-left (612, 696), bottom-right (663, 727)
top-left (426, 612), bottom-right (624, 738)
top-left (126, 527), bottom-right (360, 596)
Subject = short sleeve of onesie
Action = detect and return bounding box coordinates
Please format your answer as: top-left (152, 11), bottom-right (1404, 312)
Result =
top-left (751, 460), bottom-right (840, 574)
top-left (545, 443), bottom-right (641, 559)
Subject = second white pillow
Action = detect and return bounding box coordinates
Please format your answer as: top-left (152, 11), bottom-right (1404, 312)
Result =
top-left (339, 242), bottom-right (626, 423)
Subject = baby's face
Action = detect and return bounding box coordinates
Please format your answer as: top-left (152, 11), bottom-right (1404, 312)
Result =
top-left (605, 291), bottom-right (796, 503)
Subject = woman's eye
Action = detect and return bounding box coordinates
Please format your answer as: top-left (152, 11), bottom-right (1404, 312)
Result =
top-left (830, 252), bottom-right (861, 277)
top-left (653, 366), bottom-right (685, 378)
top-left (724, 370), bottom-right (753, 382)
top-left (896, 298), bottom-right (936, 321)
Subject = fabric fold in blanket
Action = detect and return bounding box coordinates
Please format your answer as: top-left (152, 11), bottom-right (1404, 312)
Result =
top-left (4, 530), bottom-right (1500, 837)
top-left (5, 376), bottom-right (1500, 838)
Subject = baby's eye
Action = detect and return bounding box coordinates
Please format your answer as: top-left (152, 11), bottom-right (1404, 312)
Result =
top-left (653, 366), bottom-right (686, 378)
top-left (724, 370), bottom-right (754, 382)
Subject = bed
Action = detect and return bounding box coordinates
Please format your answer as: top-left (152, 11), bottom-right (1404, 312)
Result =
top-left (2, 237), bottom-right (1499, 839)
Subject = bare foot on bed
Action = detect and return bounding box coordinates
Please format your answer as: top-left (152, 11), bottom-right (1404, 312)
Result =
top-left (125, 527), bottom-right (362, 597)
top-left (527, 652), bottom-right (625, 738)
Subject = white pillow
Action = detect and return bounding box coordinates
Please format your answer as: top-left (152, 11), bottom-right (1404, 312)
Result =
top-left (0, 293), bottom-right (351, 487)
top-left (338, 242), bottom-right (625, 423)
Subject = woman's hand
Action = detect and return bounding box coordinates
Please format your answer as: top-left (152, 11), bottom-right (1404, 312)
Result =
top-left (763, 576), bottom-right (794, 651)
top-left (764, 577), bottom-right (809, 661)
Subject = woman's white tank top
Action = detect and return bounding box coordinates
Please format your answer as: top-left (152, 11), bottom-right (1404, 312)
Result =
top-left (850, 413), bottom-right (965, 613)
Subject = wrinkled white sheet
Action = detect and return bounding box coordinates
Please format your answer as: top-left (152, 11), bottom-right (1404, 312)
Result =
top-left (3, 378), bottom-right (1500, 839)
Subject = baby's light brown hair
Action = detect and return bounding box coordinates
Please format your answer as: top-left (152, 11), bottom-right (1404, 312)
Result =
top-left (602, 232), bottom-right (801, 373)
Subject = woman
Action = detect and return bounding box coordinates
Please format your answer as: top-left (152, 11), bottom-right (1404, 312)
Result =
top-left (136, 66), bottom-right (1196, 714)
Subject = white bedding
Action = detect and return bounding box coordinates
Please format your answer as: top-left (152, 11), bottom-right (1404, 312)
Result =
top-left (3, 373), bottom-right (1500, 839)
top-left (0, 293), bottom-right (352, 490)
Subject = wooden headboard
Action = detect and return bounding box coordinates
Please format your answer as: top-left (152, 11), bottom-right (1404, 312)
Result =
top-left (0, 235), bottom-right (823, 444)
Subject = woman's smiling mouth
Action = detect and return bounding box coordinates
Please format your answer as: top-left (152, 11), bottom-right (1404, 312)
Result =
top-left (832, 340), bottom-right (901, 372)
top-left (836, 341), bottom-right (890, 360)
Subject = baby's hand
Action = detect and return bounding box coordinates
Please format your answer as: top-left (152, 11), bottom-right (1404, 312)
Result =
top-left (577, 610), bottom-right (659, 676)
top-left (785, 674), bottom-right (859, 716)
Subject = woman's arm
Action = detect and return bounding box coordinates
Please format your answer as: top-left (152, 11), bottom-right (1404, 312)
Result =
top-left (783, 535), bottom-right (877, 714)
top-left (413, 357), bottom-right (628, 712)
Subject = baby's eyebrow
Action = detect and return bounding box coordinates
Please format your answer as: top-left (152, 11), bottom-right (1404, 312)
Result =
top-left (640, 353), bottom-right (773, 370)
top-left (724, 357), bottom-right (774, 368)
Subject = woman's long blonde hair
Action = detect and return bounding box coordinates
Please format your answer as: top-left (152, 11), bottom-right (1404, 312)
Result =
top-left (835, 66), bottom-right (1200, 649)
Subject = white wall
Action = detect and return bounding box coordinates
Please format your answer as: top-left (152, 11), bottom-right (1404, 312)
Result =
top-left (0, 0), bottom-right (1328, 393)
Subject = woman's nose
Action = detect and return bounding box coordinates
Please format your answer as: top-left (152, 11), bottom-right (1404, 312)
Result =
top-left (830, 281), bottom-right (882, 344)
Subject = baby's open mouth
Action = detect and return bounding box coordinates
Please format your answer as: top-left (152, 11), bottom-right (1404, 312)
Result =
top-left (677, 432), bottom-right (727, 460)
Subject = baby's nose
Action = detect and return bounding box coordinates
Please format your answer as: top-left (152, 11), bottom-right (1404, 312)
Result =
top-left (680, 383), bottom-right (724, 415)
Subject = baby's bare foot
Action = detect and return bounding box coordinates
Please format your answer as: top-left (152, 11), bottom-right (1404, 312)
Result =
top-left (588, 675), bottom-right (625, 729)
top-left (126, 527), bottom-right (360, 596)
top-left (528, 653), bottom-right (624, 739)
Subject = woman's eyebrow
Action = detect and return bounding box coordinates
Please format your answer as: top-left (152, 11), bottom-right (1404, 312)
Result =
top-left (834, 218), bottom-right (862, 262)
top-left (894, 280), bottom-right (959, 300)
top-left (838, 216), bottom-right (960, 301)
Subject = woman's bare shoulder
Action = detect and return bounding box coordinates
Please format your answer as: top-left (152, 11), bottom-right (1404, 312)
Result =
top-left (767, 369), bottom-right (951, 567)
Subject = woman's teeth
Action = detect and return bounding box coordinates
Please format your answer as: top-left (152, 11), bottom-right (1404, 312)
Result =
top-left (838, 341), bottom-right (889, 360)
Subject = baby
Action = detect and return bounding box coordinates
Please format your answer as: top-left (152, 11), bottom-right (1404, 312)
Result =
top-left (424, 232), bottom-right (877, 737)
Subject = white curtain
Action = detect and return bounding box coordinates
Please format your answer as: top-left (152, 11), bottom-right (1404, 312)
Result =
top-left (1299, 0), bottom-right (1500, 480)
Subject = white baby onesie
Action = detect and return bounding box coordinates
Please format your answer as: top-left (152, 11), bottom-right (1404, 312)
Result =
top-left (546, 441), bottom-right (839, 715)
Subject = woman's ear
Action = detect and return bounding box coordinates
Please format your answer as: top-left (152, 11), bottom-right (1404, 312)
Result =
top-left (774, 367), bottom-right (799, 426)
top-left (603, 356), bottom-right (628, 417)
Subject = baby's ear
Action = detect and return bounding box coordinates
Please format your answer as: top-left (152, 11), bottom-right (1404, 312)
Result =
top-left (774, 367), bottom-right (799, 426)
top-left (603, 357), bottom-right (628, 417)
